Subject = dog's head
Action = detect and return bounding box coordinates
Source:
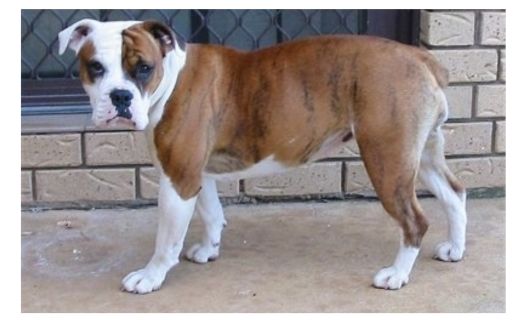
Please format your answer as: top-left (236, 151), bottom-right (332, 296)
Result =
top-left (58, 19), bottom-right (185, 130)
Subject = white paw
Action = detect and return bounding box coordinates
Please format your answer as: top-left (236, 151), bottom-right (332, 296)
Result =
top-left (121, 268), bottom-right (167, 294)
top-left (434, 241), bottom-right (464, 262)
top-left (373, 266), bottom-right (409, 290)
top-left (185, 243), bottom-right (219, 264)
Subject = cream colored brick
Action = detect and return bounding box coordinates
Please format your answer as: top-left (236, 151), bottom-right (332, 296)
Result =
top-left (495, 121), bottom-right (505, 153)
top-left (139, 167), bottom-right (159, 199)
top-left (217, 180), bottom-right (240, 197)
top-left (480, 12), bottom-right (506, 45)
top-left (499, 50), bottom-right (506, 81)
top-left (443, 122), bottom-right (493, 155)
top-left (244, 162), bottom-right (342, 196)
top-left (344, 161), bottom-right (373, 196)
top-left (21, 134), bottom-right (82, 168)
top-left (420, 11), bottom-right (475, 46)
top-left (21, 171), bottom-right (33, 203)
top-left (321, 139), bottom-right (360, 159)
top-left (431, 50), bottom-right (497, 82)
top-left (345, 157), bottom-right (505, 197)
top-left (139, 167), bottom-right (239, 199)
top-left (35, 169), bottom-right (135, 202)
top-left (85, 132), bottom-right (151, 165)
top-left (444, 86), bottom-right (473, 118)
top-left (476, 85), bottom-right (505, 117)
top-left (447, 157), bottom-right (505, 188)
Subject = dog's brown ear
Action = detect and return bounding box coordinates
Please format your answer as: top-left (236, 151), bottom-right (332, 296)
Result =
top-left (58, 19), bottom-right (99, 55)
top-left (142, 20), bottom-right (185, 55)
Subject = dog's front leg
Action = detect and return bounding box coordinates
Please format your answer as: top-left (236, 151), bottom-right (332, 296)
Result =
top-left (122, 174), bottom-right (197, 294)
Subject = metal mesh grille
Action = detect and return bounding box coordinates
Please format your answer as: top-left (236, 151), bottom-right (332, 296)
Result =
top-left (22, 9), bottom-right (363, 80)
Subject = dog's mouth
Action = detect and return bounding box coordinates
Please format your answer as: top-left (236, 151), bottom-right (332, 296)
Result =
top-left (106, 115), bottom-right (136, 128)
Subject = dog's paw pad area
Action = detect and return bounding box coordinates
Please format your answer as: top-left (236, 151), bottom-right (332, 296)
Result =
top-left (185, 243), bottom-right (219, 264)
top-left (433, 241), bottom-right (465, 262)
top-left (372, 266), bottom-right (409, 290)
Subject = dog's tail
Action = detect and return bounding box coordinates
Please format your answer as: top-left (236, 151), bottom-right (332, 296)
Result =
top-left (416, 49), bottom-right (449, 88)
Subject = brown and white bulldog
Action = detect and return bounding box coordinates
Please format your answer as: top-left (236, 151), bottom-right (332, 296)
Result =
top-left (58, 19), bottom-right (467, 294)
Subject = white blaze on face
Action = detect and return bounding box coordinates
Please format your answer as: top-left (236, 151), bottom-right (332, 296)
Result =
top-left (78, 21), bottom-right (151, 129)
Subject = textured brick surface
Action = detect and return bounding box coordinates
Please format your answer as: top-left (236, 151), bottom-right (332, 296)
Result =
top-left (344, 161), bottom-right (372, 195)
top-left (217, 180), bottom-right (240, 197)
top-left (480, 12), bottom-right (506, 45)
top-left (476, 85), bottom-right (506, 117)
top-left (139, 167), bottom-right (159, 199)
top-left (444, 86), bottom-right (473, 118)
top-left (345, 156), bottom-right (505, 196)
top-left (420, 11), bottom-right (475, 46)
top-left (35, 169), bottom-right (135, 202)
top-left (495, 121), bottom-right (506, 153)
top-left (139, 167), bottom-right (239, 199)
top-left (244, 162), bottom-right (342, 196)
top-left (22, 134), bottom-right (82, 168)
top-left (85, 132), bottom-right (151, 166)
top-left (431, 50), bottom-right (498, 82)
top-left (447, 157), bottom-right (505, 188)
top-left (21, 171), bottom-right (33, 203)
top-left (443, 122), bottom-right (493, 155)
top-left (322, 139), bottom-right (360, 159)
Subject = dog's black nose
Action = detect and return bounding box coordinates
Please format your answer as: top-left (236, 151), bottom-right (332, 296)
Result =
top-left (110, 89), bottom-right (133, 109)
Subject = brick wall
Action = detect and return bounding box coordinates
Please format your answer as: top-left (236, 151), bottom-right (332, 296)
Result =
top-left (21, 10), bottom-right (505, 207)
top-left (419, 9), bottom-right (505, 192)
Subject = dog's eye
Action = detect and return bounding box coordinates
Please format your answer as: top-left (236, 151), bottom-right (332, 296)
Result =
top-left (88, 61), bottom-right (105, 77)
top-left (136, 63), bottom-right (153, 80)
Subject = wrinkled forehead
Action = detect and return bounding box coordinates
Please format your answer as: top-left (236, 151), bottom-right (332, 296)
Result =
top-left (88, 21), bottom-right (141, 57)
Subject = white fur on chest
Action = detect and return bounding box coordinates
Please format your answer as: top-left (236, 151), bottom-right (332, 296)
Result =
top-left (202, 130), bottom-right (355, 182)
top-left (203, 155), bottom-right (289, 181)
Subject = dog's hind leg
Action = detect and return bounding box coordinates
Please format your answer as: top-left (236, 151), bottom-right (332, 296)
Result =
top-left (355, 122), bottom-right (429, 290)
top-left (418, 94), bottom-right (467, 262)
top-left (352, 79), bottom-right (438, 289)
top-left (186, 177), bottom-right (227, 263)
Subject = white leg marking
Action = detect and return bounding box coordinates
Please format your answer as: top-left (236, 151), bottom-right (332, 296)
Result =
top-left (185, 177), bottom-right (227, 263)
top-left (419, 127), bottom-right (467, 262)
top-left (122, 175), bottom-right (197, 294)
top-left (373, 242), bottom-right (420, 290)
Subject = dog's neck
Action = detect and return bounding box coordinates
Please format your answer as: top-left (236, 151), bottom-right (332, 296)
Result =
top-left (147, 46), bottom-right (187, 130)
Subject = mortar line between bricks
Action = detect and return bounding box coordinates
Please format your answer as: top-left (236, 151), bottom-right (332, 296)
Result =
top-left (471, 84), bottom-right (479, 118)
top-left (80, 131), bottom-right (87, 166)
top-left (239, 179), bottom-right (245, 194)
top-left (445, 153), bottom-right (505, 160)
top-left (21, 186), bottom-right (506, 211)
top-left (22, 128), bottom-right (141, 136)
top-left (447, 80), bottom-right (505, 86)
top-left (340, 161), bottom-right (346, 194)
top-left (446, 116), bottom-right (505, 123)
top-left (491, 120), bottom-right (498, 154)
top-left (22, 153), bottom-right (505, 172)
top-left (474, 9), bottom-right (481, 46)
top-left (31, 170), bottom-right (37, 201)
top-left (422, 42), bottom-right (504, 50)
top-left (496, 48), bottom-right (502, 81)
top-left (135, 167), bottom-right (141, 200)
top-left (26, 165), bottom-right (150, 171)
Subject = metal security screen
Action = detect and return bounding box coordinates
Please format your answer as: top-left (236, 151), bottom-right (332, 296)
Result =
top-left (21, 9), bottom-right (418, 115)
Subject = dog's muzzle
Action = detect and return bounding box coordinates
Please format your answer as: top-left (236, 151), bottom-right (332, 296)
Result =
top-left (110, 89), bottom-right (133, 119)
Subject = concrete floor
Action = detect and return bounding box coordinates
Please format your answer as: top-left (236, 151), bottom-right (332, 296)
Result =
top-left (21, 198), bottom-right (505, 312)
